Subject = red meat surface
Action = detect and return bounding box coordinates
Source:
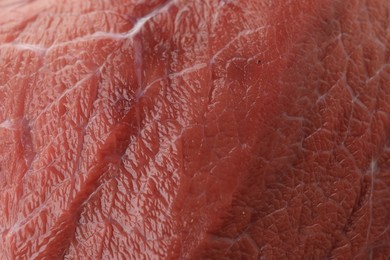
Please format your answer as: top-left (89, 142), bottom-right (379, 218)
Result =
top-left (0, 0), bottom-right (389, 259)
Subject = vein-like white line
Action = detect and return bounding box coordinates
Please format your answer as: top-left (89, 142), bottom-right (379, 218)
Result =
top-left (0, 0), bottom-right (177, 54)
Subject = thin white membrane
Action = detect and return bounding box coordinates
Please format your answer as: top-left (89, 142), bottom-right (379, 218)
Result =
top-left (0, 0), bottom-right (177, 55)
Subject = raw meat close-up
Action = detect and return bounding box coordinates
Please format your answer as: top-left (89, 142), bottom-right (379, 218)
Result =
top-left (0, 0), bottom-right (390, 259)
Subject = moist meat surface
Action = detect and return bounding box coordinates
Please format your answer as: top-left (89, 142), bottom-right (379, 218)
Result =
top-left (0, 0), bottom-right (389, 259)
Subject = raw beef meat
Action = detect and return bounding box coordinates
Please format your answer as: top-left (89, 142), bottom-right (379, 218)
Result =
top-left (0, 0), bottom-right (390, 259)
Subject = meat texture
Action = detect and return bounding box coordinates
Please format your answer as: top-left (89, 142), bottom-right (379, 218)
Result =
top-left (0, 0), bottom-right (389, 259)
